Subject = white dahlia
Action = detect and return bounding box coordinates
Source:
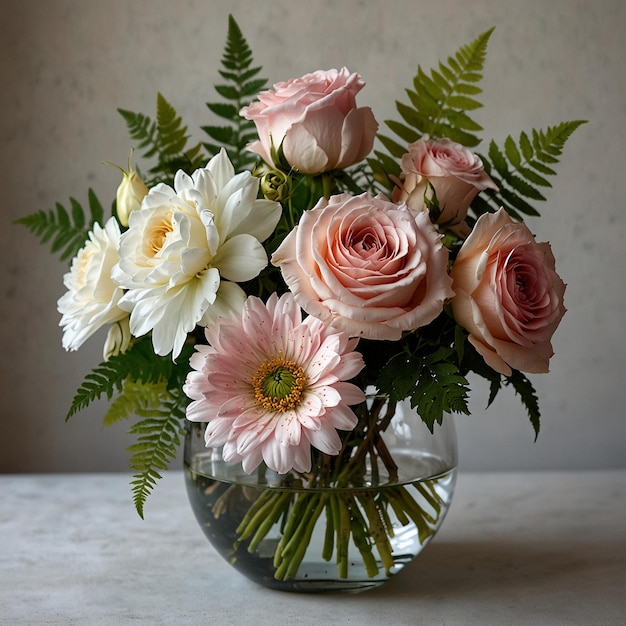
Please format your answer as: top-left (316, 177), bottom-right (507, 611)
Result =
top-left (112, 149), bottom-right (282, 358)
top-left (58, 217), bottom-right (127, 351)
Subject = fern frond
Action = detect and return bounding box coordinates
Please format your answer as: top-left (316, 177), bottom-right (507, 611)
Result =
top-left (202, 14), bottom-right (267, 170)
top-left (102, 378), bottom-right (172, 427)
top-left (505, 370), bottom-right (541, 440)
top-left (400, 27), bottom-right (493, 144)
top-left (128, 399), bottom-right (186, 518)
top-left (65, 337), bottom-right (192, 420)
top-left (376, 347), bottom-right (470, 432)
top-left (370, 27), bottom-right (494, 193)
top-left (118, 94), bottom-right (206, 184)
top-left (14, 189), bottom-right (105, 261)
top-left (117, 108), bottom-right (158, 157)
top-left (475, 120), bottom-right (587, 220)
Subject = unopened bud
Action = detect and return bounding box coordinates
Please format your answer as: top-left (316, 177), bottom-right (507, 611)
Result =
top-left (260, 169), bottom-right (291, 203)
top-left (103, 317), bottom-right (131, 360)
top-left (116, 166), bottom-right (148, 227)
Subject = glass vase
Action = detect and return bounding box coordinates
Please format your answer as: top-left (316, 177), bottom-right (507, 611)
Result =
top-left (184, 396), bottom-right (458, 593)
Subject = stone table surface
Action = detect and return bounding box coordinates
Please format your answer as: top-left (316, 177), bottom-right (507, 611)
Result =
top-left (1, 470), bottom-right (624, 626)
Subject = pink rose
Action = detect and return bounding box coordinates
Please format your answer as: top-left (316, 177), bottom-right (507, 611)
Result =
top-left (450, 208), bottom-right (566, 375)
top-left (240, 68), bottom-right (378, 175)
top-left (392, 137), bottom-right (498, 234)
top-left (271, 192), bottom-right (454, 340)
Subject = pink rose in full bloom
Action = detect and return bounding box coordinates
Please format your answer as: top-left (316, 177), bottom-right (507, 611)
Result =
top-left (450, 208), bottom-right (566, 376)
top-left (240, 68), bottom-right (378, 175)
top-left (392, 137), bottom-right (498, 234)
top-left (271, 192), bottom-right (454, 341)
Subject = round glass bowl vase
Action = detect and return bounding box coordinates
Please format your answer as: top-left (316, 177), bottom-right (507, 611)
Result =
top-left (184, 396), bottom-right (458, 593)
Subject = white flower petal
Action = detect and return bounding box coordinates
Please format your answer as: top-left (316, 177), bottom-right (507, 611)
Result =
top-left (213, 234), bottom-right (269, 283)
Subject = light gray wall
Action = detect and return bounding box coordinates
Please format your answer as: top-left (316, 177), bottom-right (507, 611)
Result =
top-left (2, 0), bottom-right (624, 473)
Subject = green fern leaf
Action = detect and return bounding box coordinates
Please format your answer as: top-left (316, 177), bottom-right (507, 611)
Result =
top-left (413, 27), bottom-right (493, 141)
top-left (118, 108), bottom-right (158, 157)
top-left (118, 94), bottom-right (206, 183)
top-left (102, 379), bottom-right (172, 427)
top-left (128, 406), bottom-right (186, 518)
top-left (370, 28), bottom-right (494, 194)
top-left (475, 120), bottom-right (586, 220)
top-left (206, 102), bottom-right (239, 120)
top-left (202, 14), bottom-right (267, 170)
top-left (385, 119), bottom-right (421, 145)
top-left (376, 348), bottom-right (470, 432)
top-left (506, 370), bottom-right (541, 439)
top-left (457, 334), bottom-right (503, 408)
top-left (65, 338), bottom-right (193, 420)
top-left (14, 189), bottom-right (106, 261)
top-left (156, 93), bottom-right (188, 156)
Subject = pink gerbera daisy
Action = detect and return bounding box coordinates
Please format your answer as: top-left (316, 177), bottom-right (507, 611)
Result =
top-left (183, 292), bottom-right (366, 474)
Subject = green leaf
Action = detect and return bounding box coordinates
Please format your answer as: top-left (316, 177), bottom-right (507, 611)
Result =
top-left (206, 102), bottom-right (239, 120)
top-left (385, 119), bottom-right (420, 144)
top-left (203, 14), bottom-right (267, 170)
top-left (505, 370), bottom-right (541, 439)
top-left (65, 338), bottom-right (193, 420)
top-left (475, 120), bottom-right (586, 220)
top-left (202, 124), bottom-right (235, 144)
top-left (14, 189), bottom-right (107, 262)
top-left (102, 379), bottom-right (172, 427)
top-left (368, 27), bottom-right (494, 193)
top-left (128, 406), bottom-right (186, 518)
top-left (118, 94), bottom-right (207, 183)
top-left (377, 348), bottom-right (470, 432)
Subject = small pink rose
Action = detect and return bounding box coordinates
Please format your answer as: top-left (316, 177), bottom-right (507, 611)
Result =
top-left (450, 208), bottom-right (566, 375)
top-left (271, 192), bottom-right (454, 340)
top-left (240, 68), bottom-right (378, 175)
top-left (392, 137), bottom-right (497, 234)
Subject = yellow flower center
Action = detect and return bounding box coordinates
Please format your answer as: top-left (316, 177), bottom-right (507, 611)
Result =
top-left (252, 356), bottom-right (307, 412)
top-left (145, 211), bottom-right (175, 257)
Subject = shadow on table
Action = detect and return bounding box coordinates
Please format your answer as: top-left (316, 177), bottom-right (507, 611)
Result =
top-left (366, 538), bottom-right (623, 600)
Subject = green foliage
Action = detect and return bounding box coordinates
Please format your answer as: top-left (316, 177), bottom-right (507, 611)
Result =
top-left (65, 337), bottom-right (192, 421)
top-left (376, 347), bottom-right (470, 431)
top-left (202, 14), bottom-right (267, 170)
top-left (367, 26), bottom-right (585, 223)
top-left (457, 333), bottom-right (541, 437)
top-left (472, 120), bottom-right (588, 221)
top-left (128, 397), bottom-right (187, 518)
top-left (102, 378), bottom-right (172, 426)
top-left (118, 93), bottom-right (207, 183)
top-left (14, 189), bottom-right (105, 262)
top-left (68, 345), bottom-right (191, 518)
top-left (370, 27), bottom-right (493, 193)
top-left (506, 370), bottom-right (541, 440)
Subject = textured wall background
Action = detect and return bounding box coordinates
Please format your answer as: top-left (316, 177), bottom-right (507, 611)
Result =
top-left (1, 0), bottom-right (624, 473)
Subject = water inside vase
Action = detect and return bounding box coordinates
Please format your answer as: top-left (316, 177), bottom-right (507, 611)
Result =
top-left (184, 452), bottom-right (456, 592)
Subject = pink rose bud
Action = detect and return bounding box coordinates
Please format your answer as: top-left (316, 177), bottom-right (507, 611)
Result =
top-left (393, 137), bottom-right (498, 235)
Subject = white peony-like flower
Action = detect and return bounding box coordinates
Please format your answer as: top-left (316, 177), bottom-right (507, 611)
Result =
top-left (58, 217), bottom-right (127, 351)
top-left (112, 149), bottom-right (282, 359)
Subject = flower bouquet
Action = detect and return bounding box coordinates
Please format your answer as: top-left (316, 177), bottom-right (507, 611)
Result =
top-left (17, 16), bottom-right (584, 590)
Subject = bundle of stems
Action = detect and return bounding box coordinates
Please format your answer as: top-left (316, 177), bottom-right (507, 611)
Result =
top-left (228, 397), bottom-right (446, 580)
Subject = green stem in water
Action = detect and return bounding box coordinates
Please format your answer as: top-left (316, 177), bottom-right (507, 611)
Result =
top-left (357, 492), bottom-right (395, 576)
top-left (348, 494), bottom-right (379, 578)
top-left (335, 494), bottom-right (350, 578)
top-left (246, 492), bottom-right (292, 553)
top-left (322, 498), bottom-right (335, 562)
top-left (274, 494), bottom-right (327, 580)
